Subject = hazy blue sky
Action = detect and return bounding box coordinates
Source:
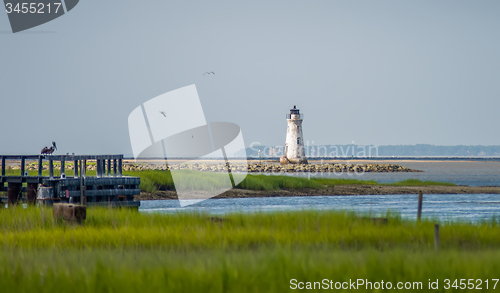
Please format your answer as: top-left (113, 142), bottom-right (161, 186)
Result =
top-left (1, 0), bottom-right (499, 156)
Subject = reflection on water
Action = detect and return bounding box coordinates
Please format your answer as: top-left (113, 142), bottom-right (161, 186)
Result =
top-left (140, 193), bottom-right (500, 223)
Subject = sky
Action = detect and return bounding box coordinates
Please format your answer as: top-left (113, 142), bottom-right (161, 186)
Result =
top-left (1, 0), bottom-right (500, 156)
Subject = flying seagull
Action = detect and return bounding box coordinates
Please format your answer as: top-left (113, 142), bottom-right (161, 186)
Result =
top-left (203, 72), bottom-right (215, 76)
top-left (159, 111), bottom-right (167, 117)
top-left (41, 141), bottom-right (57, 155)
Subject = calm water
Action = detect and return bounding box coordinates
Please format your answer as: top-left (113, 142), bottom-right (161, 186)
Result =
top-left (139, 161), bottom-right (500, 222)
top-left (140, 193), bottom-right (500, 223)
top-left (277, 161), bottom-right (500, 186)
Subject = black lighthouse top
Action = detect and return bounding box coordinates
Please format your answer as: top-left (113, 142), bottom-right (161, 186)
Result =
top-left (290, 105), bottom-right (300, 115)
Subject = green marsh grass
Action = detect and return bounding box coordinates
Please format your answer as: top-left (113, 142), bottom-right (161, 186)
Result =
top-left (312, 177), bottom-right (379, 186)
top-left (2, 169), bottom-right (455, 195)
top-left (235, 174), bottom-right (325, 190)
top-left (387, 178), bottom-right (456, 186)
top-left (2, 248), bottom-right (500, 292)
top-left (122, 170), bottom-right (456, 193)
top-left (1, 207), bottom-right (500, 292)
top-left (0, 206), bottom-right (498, 250)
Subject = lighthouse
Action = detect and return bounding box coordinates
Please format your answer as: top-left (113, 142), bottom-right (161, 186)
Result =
top-left (280, 105), bottom-right (308, 164)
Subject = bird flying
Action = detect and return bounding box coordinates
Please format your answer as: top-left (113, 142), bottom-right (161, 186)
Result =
top-left (159, 111), bottom-right (167, 117)
top-left (203, 72), bottom-right (215, 76)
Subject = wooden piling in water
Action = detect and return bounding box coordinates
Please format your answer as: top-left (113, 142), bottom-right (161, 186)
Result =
top-left (7, 182), bottom-right (22, 205)
top-left (417, 191), bottom-right (423, 222)
top-left (27, 183), bottom-right (38, 205)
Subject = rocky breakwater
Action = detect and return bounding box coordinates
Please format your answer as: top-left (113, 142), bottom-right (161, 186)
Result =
top-left (121, 163), bottom-right (420, 173)
top-left (245, 163), bottom-right (419, 173)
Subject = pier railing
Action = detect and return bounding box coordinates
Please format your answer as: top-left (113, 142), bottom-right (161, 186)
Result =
top-left (0, 155), bottom-right (139, 208)
top-left (0, 154), bottom-right (123, 179)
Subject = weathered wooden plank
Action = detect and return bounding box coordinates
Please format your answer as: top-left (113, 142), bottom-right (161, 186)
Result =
top-left (43, 177), bottom-right (140, 186)
top-left (0, 154), bottom-right (124, 162)
top-left (67, 189), bottom-right (140, 198)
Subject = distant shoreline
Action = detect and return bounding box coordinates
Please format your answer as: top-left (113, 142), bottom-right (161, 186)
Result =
top-left (122, 157), bottom-right (500, 165)
top-left (135, 185), bottom-right (500, 201)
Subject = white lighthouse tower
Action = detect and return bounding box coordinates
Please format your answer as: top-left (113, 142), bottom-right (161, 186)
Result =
top-left (280, 105), bottom-right (308, 164)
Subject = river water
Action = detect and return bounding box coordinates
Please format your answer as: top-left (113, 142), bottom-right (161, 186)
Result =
top-left (139, 194), bottom-right (500, 223)
top-left (140, 161), bottom-right (500, 222)
top-left (270, 160), bottom-right (500, 187)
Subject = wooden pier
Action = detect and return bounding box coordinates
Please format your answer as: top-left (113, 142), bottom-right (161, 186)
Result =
top-left (0, 155), bottom-right (140, 209)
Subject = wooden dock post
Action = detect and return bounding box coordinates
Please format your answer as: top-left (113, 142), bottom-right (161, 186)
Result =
top-left (60, 157), bottom-right (65, 176)
top-left (1, 156), bottom-right (6, 176)
top-left (434, 224), bottom-right (440, 251)
top-left (82, 159), bottom-right (87, 204)
top-left (20, 156), bottom-right (25, 176)
top-left (80, 160), bottom-right (86, 206)
top-left (107, 159), bottom-right (111, 177)
top-left (49, 157), bottom-right (54, 179)
top-left (38, 156), bottom-right (43, 177)
top-left (96, 159), bottom-right (102, 178)
top-left (74, 159), bottom-right (79, 177)
top-left (27, 183), bottom-right (38, 205)
top-left (7, 182), bottom-right (22, 205)
top-left (417, 191), bottom-right (423, 222)
top-left (118, 158), bottom-right (122, 177)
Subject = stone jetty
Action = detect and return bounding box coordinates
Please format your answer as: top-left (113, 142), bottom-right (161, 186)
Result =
top-left (122, 163), bottom-right (419, 173)
top-left (7, 162), bottom-right (419, 173)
